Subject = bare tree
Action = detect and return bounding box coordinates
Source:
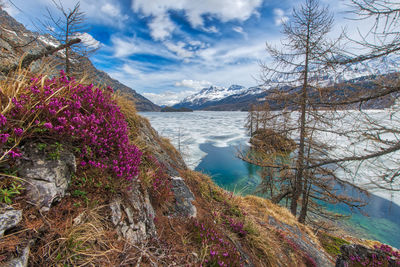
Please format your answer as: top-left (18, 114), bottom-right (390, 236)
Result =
top-left (44, 0), bottom-right (96, 75)
top-left (309, 1), bottom-right (400, 196)
top-left (241, 0), bottom-right (365, 223)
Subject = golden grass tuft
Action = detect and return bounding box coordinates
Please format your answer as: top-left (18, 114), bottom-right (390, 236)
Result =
top-left (43, 206), bottom-right (120, 266)
top-left (180, 169), bottom-right (330, 266)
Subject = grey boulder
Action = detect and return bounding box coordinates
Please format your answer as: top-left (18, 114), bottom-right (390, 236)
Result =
top-left (17, 144), bottom-right (76, 211)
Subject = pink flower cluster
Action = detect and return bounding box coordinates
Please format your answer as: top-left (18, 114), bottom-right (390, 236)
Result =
top-left (276, 229), bottom-right (317, 267)
top-left (145, 155), bottom-right (173, 206)
top-left (222, 216), bottom-right (247, 237)
top-left (192, 219), bottom-right (243, 267)
top-left (348, 244), bottom-right (400, 266)
top-left (3, 71), bottom-right (142, 180)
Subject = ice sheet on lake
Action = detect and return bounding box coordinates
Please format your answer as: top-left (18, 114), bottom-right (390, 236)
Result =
top-left (140, 110), bottom-right (400, 205)
top-left (140, 111), bottom-right (249, 168)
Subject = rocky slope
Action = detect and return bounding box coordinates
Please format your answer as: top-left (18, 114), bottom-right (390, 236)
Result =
top-left (1, 69), bottom-right (399, 266)
top-left (0, 7), bottom-right (160, 111)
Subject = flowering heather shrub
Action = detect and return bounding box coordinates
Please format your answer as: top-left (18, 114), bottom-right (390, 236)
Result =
top-left (276, 229), bottom-right (317, 267)
top-left (221, 215), bottom-right (247, 237)
top-left (144, 155), bottom-right (173, 207)
top-left (348, 244), bottom-right (400, 266)
top-left (0, 71), bottom-right (142, 180)
top-left (191, 219), bottom-right (243, 267)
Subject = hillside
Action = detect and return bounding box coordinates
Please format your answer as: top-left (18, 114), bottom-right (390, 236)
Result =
top-left (0, 67), bottom-right (399, 266)
top-left (0, 7), bottom-right (160, 112)
top-left (1, 7), bottom-right (399, 267)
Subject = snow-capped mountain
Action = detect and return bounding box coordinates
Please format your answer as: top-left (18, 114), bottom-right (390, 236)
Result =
top-left (174, 85), bottom-right (248, 109)
top-left (173, 56), bottom-right (400, 111)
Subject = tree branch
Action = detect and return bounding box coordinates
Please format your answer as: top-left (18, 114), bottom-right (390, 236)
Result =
top-left (1, 38), bottom-right (81, 74)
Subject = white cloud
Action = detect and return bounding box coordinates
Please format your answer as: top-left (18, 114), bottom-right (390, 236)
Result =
top-left (203, 25), bottom-right (219, 33)
top-left (121, 64), bottom-right (143, 77)
top-left (142, 90), bottom-right (197, 106)
top-left (148, 14), bottom-right (176, 41)
top-left (273, 8), bottom-right (289, 26)
top-left (100, 3), bottom-right (125, 18)
top-left (74, 32), bottom-right (101, 49)
top-left (111, 36), bottom-right (138, 58)
top-left (233, 26), bottom-right (244, 34)
top-left (196, 40), bottom-right (266, 67)
top-left (175, 79), bottom-right (212, 90)
top-left (165, 41), bottom-right (194, 59)
top-left (232, 26), bottom-right (248, 39)
top-left (189, 40), bottom-right (202, 46)
top-left (109, 35), bottom-right (183, 60)
top-left (131, 0), bottom-right (262, 39)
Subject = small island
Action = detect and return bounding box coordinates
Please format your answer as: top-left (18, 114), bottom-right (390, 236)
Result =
top-left (161, 106), bottom-right (194, 112)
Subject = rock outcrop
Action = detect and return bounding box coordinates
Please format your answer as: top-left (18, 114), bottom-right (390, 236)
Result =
top-left (110, 182), bottom-right (157, 244)
top-left (0, 204), bottom-right (22, 237)
top-left (0, 244), bottom-right (30, 267)
top-left (171, 176), bottom-right (197, 218)
top-left (135, 116), bottom-right (187, 176)
top-left (268, 216), bottom-right (334, 267)
top-left (0, 204), bottom-right (29, 267)
top-left (17, 144), bottom-right (76, 211)
top-left (336, 244), bottom-right (399, 267)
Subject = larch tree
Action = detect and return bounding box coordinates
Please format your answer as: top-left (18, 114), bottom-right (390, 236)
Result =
top-left (241, 0), bottom-right (365, 224)
top-left (313, 0), bottom-right (400, 197)
top-left (44, 0), bottom-right (97, 75)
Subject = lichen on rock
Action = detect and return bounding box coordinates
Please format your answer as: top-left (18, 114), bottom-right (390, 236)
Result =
top-left (110, 182), bottom-right (157, 244)
top-left (17, 144), bottom-right (76, 211)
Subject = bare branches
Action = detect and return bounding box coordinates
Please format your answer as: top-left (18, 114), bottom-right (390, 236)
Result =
top-left (0, 38), bottom-right (81, 74)
top-left (43, 1), bottom-right (95, 75)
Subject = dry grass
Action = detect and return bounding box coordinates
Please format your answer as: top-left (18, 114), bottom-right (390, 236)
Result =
top-left (37, 205), bottom-right (120, 266)
top-left (180, 169), bottom-right (331, 266)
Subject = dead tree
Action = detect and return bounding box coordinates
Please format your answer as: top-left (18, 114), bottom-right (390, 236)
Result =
top-left (0, 38), bottom-right (81, 74)
top-left (44, 1), bottom-right (95, 75)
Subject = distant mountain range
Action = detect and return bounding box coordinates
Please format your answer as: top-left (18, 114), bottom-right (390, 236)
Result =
top-left (0, 7), bottom-right (160, 111)
top-left (173, 57), bottom-right (400, 111)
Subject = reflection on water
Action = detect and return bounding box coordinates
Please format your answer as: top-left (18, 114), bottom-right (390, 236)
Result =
top-left (196, 142), bottom-right (400, 248)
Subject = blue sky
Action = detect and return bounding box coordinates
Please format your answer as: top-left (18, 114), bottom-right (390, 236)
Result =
top-left (4, 0), bottom-right (355, 105)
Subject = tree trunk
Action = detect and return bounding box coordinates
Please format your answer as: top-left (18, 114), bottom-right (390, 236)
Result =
top-left (298, 179), bottom-right (310, 223)
top-left (65, 21), bottom-right (70, 75)
top-left (290, 23), bottom-right (310, 217)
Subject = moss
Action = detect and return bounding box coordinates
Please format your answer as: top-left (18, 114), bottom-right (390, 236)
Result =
top-left (319, 232), bottom-right (350, 257)
top-left (226, 205), bottom-right (243, 218)
top-left (211, 190), bottom-right (224, 202)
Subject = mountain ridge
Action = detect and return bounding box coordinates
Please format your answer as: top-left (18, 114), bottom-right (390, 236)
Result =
top-left (0, 7), bottom-right (160, 111)
top-left (174, 57), bottom-right (400, 111)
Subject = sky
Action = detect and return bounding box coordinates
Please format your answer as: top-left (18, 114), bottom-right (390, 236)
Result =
top-left (4, 0), bottom-right (360, 105)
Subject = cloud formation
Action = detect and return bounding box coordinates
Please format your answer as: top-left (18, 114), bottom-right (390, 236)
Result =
top-left (131, 0), bottom-right (262, 40)
top-left (74, 32), bottom-right (101, 49)
top-left (142, 90), bottom-right (197, 106)
top-left (273, 8), bottom-right (289, 26)
top-left (175, 79), bottom-right (212, 90)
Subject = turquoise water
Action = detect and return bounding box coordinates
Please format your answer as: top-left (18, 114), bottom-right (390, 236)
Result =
top-left (195, 142), bottom-right (400, 248)
top-left (140, 111), bottom-right (400, 248)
